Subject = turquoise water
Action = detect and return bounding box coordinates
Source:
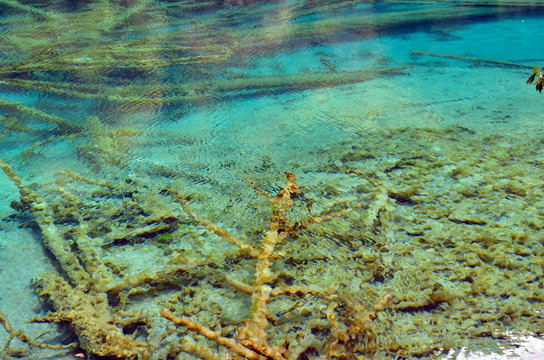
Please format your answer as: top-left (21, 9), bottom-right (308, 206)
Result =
top-left (1, 1), bottom-right (544, 359)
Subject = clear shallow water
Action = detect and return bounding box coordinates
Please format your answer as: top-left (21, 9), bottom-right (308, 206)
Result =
top-left (0, 1), bottom-right (544, 359)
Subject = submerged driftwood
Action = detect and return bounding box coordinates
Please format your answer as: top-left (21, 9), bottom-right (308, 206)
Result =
top-left (2, 66), bottom-right (410, 105)
top-left (411, 50), bottom-right (534, 69)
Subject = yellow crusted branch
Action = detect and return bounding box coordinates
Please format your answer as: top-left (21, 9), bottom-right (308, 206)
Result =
top-left (0, 308), bottom-right (75, 350)
top-left (97, 261), bottom-right (196, 293)
top-left (233, 173), bottom-right (301, 360)
top-left (173, 190), bottom-right (259, 257)
top-left (0, 160), bottom-right (91, 285)
top-left (0, 99), bottom-right (81, 134)
top-left (161, 309), bottom-right (261, 360)
top-left (37, 273), bottom-right (152, 359)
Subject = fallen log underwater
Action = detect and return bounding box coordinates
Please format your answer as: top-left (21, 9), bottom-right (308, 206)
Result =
top-left (411, 50), bottom-right (535, 69)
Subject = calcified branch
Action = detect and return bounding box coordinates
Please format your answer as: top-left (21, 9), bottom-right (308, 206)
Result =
top-left (0, 160), bottom-right (91, 285)
top-left (35, 273), bottom-right (152, 359)
top-left (172, 190), bottom-right (260, 257)
top-left (234, 172), bottom-right (299, 360)
top-left (0, 308), bottom-right (75, 350)
top-left (161, 309), bottom-right (261, 360)
top-left (0, 99), bottom-right (81, 134)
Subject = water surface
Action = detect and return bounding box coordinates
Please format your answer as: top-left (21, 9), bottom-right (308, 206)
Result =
top-left (0, 1), bottom-right (543, 359)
